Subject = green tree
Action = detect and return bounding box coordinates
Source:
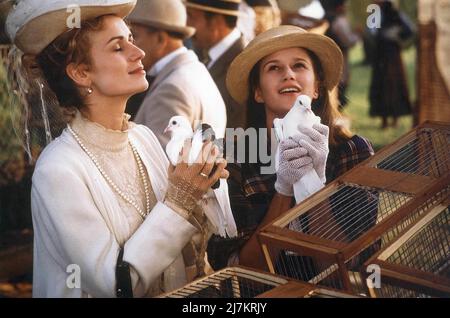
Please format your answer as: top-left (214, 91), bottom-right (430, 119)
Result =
top-left (399, 0), bottom-right (417, 22)
top-left (0, 58), bottom-right (26, 186)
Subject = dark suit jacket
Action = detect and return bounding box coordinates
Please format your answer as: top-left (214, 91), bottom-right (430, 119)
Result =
top-left (209, 36), bottom-right (247, 129)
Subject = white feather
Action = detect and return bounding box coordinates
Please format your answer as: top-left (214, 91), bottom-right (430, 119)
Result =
top-left (199, 181), bottom-right (236, 238)
top-left (273, 118), bottom-right (284, 142)
top-left (189, 128), bottom-right (204, 165)
top-left (273, 118), bottom-right (283, 172)
top-left (210, 179), bottom-right (237, 237)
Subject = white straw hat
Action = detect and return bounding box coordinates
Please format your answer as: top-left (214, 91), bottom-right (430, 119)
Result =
top-left (6, 0), bottom-right (137, 54)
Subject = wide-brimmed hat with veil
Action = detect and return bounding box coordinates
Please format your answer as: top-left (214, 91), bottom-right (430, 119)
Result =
top-left (6, 0), bottom-right (136, 55)
top-left (4, 0), bottom-right (137, 161)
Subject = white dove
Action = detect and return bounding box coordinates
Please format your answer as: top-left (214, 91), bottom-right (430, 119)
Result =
top-left (164, 116), bottom-right (193, 166)
top-left (164, 116), bottom-right (237, 238)
top-left (273, 95), bottom-right (325, 204)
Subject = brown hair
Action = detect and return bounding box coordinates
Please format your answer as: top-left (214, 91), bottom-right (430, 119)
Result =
top-left (247, 48), bottom-right (353, 147)
top-left (35, 16), bottom-right (107, 109)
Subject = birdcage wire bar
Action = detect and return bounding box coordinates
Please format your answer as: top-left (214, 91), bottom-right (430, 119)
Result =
top-left (377, 283), bottom-right (432, 298)
top-left (159, 267), bottom-right (284, 298)
top-left (159, 266), bottom-right (358, 298)
top-left (387, 207), bottom-right (450, 275)
top-left (363, 202), bottom-right (450, 298)
top-left (376, 128), bottom-right (449, 178)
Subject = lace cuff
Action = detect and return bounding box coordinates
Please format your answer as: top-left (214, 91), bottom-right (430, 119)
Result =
top-left (164, 179), bottom-right (200, 216)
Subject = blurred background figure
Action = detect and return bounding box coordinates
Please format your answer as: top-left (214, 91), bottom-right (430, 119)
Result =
top-left (279, 0), bottom-right (329, 34)
top-left (361, 24), bottom-right (377, 66)
top-left (185, 0), bottom-right (247, 129)
top-left (238, 0), bottom-right (282, 45)
top-left (320, 0), bottom-right (359, 109)
top-left (0, 3), bottom-right (9, 45)
top-left (247, 0), bottom-right (281, 35)
top-left (415, 0), bottom-right (450, 125)
top-left (237, 0), bottom-right (256, 45)
top-left (369, 0), bottom-right (415, 129)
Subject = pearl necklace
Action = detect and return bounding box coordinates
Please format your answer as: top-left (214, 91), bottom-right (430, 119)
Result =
top-left (67, 125), bottom-right (151, 219)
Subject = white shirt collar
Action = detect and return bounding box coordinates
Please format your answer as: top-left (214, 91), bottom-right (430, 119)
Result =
top-left (148, 46), bottom-right (188, 77)
top-left (207, 28), bottom-right (241, 68)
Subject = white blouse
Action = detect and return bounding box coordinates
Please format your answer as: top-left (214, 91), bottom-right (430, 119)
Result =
top-left (31, 112), bottom-right (205, 297)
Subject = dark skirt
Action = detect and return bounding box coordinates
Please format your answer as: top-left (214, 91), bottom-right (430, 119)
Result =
top-left (369, 41), bottom-right (412, 118)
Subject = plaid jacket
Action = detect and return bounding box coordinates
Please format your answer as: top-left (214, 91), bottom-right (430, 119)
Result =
top-left (207, 135), bottom-right (375, 270)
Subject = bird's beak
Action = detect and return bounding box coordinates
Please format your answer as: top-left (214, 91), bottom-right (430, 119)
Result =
top-left (163, 126), bottom-right (171, 135)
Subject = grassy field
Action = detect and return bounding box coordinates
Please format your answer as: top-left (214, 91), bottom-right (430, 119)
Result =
top-left (343, 43), bottom-right (416, 151)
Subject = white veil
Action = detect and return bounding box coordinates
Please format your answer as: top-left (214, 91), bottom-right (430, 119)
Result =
top-left (5, 45), bottom-right (66, 163)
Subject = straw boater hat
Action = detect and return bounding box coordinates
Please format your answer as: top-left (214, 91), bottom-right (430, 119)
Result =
top-left (226, 25), bottom-right (343, 106)
top-left (184, 0), bottom-right (242, 16)
top-left (128, 0), bottom-right (195, 39)
top-left (6, 0), bottom-right (137, 55)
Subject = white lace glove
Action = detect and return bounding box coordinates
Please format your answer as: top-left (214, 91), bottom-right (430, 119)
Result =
top-left (296, 123), bottom-right (330, 184)
top-left (275, 138), bottom-right (314, 196)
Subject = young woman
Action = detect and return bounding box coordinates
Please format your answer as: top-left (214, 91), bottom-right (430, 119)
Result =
top-left (6, 0), bottom-right (229, 297)
top-left (207, 25), bottom-right (376, 272)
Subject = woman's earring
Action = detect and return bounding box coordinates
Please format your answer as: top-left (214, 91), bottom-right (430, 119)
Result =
top-left (87, 87), bottom-right (93, 94)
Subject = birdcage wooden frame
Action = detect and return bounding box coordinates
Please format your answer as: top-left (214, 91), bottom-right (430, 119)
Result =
top-left (361, 199), bottom-right (450, 298)
top-left (158, 266), bottom-right (358, 298)
top-left (258, 121), bottom-right (450, 295)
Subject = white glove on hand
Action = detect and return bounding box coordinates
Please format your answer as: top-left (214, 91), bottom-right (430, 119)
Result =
top-left (296, 123), bottom-right (330, 184)
top-left (275, 138), bottom-right (314, 196)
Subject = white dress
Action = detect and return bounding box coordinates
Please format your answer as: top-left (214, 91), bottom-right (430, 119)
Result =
top-left (31, 112), bottom-right (214, 297)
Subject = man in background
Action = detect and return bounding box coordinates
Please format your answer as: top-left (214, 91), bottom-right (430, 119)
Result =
top-left (186, 0), bottom-right (247, 129)
top-left (127, 0), bottom-right (227, 147)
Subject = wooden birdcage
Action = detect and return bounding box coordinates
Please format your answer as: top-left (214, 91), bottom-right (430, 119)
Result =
top-left (158, 266), bottom-right (358, 298)
top-left (258, 121), bottom-right (450, 296)
top-left (362, 201), bottom-right (450, 298)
